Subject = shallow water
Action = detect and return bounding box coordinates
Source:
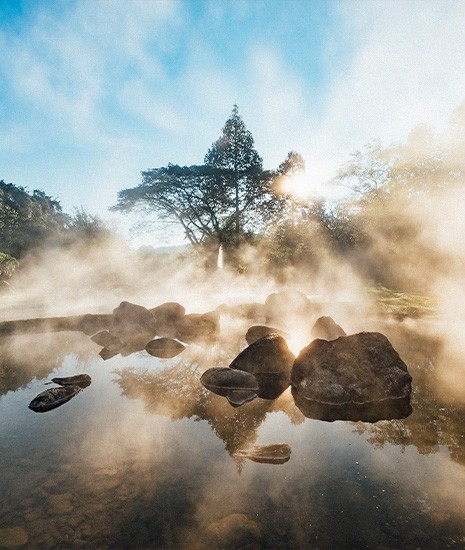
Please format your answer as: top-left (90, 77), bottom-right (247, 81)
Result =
top-left (0, 322), bottom-right (464, 549)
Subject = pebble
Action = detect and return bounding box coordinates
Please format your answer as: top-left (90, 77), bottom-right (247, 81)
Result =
top-left (49, 493), bottom-right (73, 513)
top-left (0, 527), bottom-right (29, 548)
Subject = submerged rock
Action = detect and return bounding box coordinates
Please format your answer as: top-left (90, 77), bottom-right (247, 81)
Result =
top-left (200, 368), bottom-right (259, 406)
top-left (0, 527), bottom-right (29, 548)
top-left (291, 331), bottom-right (412, 422)
top-left (234, 443), bottom-right (292, 464)
top-left (229, 334), bottom-right (294, 399)
top-left (145, 338), bottom-right (186, 358)
top-left (245, 325), bottom-right (289, 345)
top-left (28, 385), bottom-right (82, 413)
top-left (311, 316), bottom-right (346, 341)
top-left (50, 374), bottom-right (91, 388)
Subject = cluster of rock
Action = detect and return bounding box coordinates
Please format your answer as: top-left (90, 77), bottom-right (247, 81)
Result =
top-left (28, 374), bottom-right (91, 413)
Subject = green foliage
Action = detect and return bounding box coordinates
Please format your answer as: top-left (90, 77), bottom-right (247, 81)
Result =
top-left (0, 252), bottom-right (18, 282)
top-left (0, 180), bottom-right (68, 258)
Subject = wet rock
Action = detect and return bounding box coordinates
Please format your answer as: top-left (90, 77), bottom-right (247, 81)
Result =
top-left (50, 374), bottom-right (91, 388)
top-left (229, 334), bottom-right (294, 399)
top-left (145, 338), bottom-right (186, 358)
top-left (28, 385), bottom-right (82, 413)
top-left (234, 443), bottom-right (292, 464)
top-left (91, 331), bottom-right (124, 351)
top-left (200, 367), bottom-right (259, 401)
top-left (245, 325), bottom-right (289, 345)
top-left (311, 316), bottom-right (346, 341)
top-left (149, 302), bottom-right (185, 337)
top-left (206, 513), bottom-right (260, 548)
top-left (225, 390), bottom-right (258, 408)
top-left (175, 311), bottom-right (219, 345)
top-left (0, 527), bottom-right (29, 548)
top-left (291, 331), bottom-right (413, 422)
top-left (49, 493), bottom-right (73, 513)
top-left (111, 301), bottom-right (156, 341)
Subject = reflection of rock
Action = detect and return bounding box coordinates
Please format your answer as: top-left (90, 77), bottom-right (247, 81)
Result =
top-left (234, 443), bottom-right (291, 465)
top-left (245, 325), bottom-right (289, 345)
top-left (200, 367), bottom-right (259, 407)
top-left (99, 347), bottom-right (119, 361)
top-left (91, 331), bottom-right (124, 351)
top-left (145, 338), bottom-right (186, 359)
top-left (149, 302), bottom-right (185, 338)
top-left (50, 374), bottom-right (92, 388)
top-left (205, 513), bottom-right (260, 548)
top-left (0, 526), bottom-right (29, 548)
top-left (28, 385), bottom-right (83, 413)
top-left (291, 332), bottom-right (412, 422)
top-left (311, 316), bottom-right (346, 341)
top-left (175, 312), bottom-right (219, 345)
top-left (229, 334), bottom-right (294, 399)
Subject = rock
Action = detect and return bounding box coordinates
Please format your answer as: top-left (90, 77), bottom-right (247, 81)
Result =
top-left (311, 316), bottom-right (346, 341)
top-left (245, 325), bottom-right (289, 345)
top-left (49, 493), bottom-right (73, 513)
top-left (78, 314), bottom-right (113, 336)
top-left (99, 347), bottom-right (118, 361)
top-left (291, 331), bottom-right (413, 422)
top-left (111, 301), bottom-right (156, 341)
top-left (217, 302), bottom-right (266, 322)
top-left (50, 374), bottom-right (91, 388)
top-left (91, 331), bottom-right (124, 351)
top-left (225, 390), bottom-right (258, 408)
top-left (206, 513), bottom-right (260, 548)
top-left (175, 311), bottom-right (219, 345)
top-left (234, 443), bottom-right (292, 464)
top-left (200, 367), bottom-right (259, 402)
top-left (145, 338), bottom-right (186, 358)
top-left (229, 334), bottom-right (294, 399)
top-left (28, 385), bottom-right (82, 413)
top-left (149, 302), bottom-right (185, 338)
top-left (264, 289), bottom-right (313, 327)
top-left (0, 527), bottom-right (29, 548)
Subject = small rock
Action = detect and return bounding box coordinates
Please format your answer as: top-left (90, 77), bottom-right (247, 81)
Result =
top-left (28, 386), bottom-right (82, 413)
top-left (50, 374), bottom-right (91, 388)
top-left (49, 493), bottom-right (73, 513)
top-left (245, 325), bottom-right (289, 345)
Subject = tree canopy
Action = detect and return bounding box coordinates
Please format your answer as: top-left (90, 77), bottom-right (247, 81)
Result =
top-left (113, 106), bottom-right (297, 252)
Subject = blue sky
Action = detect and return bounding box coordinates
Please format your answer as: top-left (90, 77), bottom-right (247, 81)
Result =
top-left (1, 0), bottom-right (465, 246)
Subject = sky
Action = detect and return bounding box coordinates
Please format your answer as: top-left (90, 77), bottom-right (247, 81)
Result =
top-left (1, 0), bottom-right (465, 247)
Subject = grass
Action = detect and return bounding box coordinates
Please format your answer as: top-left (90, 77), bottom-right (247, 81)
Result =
top-left (367, 286), bottom-right (437, 319)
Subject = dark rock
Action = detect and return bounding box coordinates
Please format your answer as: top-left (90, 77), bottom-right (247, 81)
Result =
top-left (111, 301), bottom-right (156, 341)
top-left (226, 390), bottom-right (258, 408)
top-left (234, 443), bottom-right (292, 464)
top-left (28, 385), bottom-right (82, 413)
top-left (229, 334), bottom-right (294, 399)
top-left (175, 311), bottom-right (219, 345)
top-left (50, 374), bottom-right (91, 388)
top-left (291, 331), bottom-right (413, 422)
top-left (145, 338), bottom-right (186, 358)
top-left (91, 331), bottom-right (124, 351)
top-left (149, 302), bottom-right (185, 338)
top-left (311, 316), bottom-right (346, 341)
top-left (200, 367), bottom-right (259, 397)
top-left (245, 325), bottom-right (289, 345)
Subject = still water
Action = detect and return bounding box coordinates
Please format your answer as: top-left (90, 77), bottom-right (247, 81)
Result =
top-left (0, 320), bottom-right (464, 549)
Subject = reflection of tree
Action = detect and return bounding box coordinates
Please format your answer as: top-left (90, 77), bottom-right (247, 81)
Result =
top-left (0, 332), bottom-right (97, 397)
top-left (354, 324), bottom-right (465, 467)
top-left (114, 346), bottom-right (303, 460)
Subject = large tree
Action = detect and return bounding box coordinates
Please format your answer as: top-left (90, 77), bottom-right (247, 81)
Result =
top-left (113, 106), bottom-right (289, 252)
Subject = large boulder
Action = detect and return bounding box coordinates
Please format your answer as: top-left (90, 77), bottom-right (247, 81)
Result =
top-left (229, 334), bottom-right (294, 399)
top-left (311, 316), bottom-right (346, 341)
top-left (291, 332), bottom-right (412, 422)
top-left (149, 302), bottom-right (185, 338)
top-left (175, 311), bottom-right (219, 345)
top-left (264, 289), bottom-right (314, 329)
top-left (110, 301), bottom-right (157, 352)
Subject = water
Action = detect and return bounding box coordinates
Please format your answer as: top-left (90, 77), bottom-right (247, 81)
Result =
top-left (0, 323), bottom-right (464, 549)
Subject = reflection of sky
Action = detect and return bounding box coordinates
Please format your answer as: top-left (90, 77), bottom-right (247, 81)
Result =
top-left (1, 330), bottom-right (465, 548)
